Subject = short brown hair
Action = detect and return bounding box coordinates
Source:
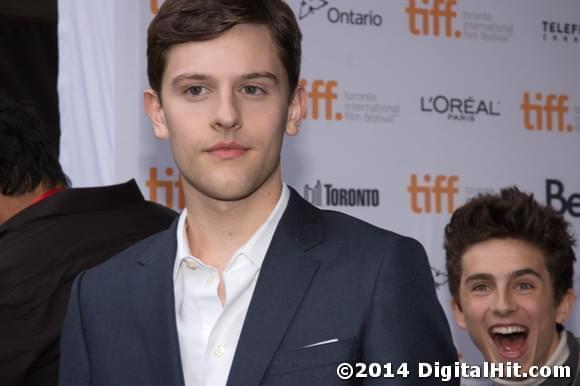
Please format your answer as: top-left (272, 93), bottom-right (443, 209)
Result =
top-left (147, 0), bottom-right (302, 98)
top-left (444, 187), bottom-right (576, 305)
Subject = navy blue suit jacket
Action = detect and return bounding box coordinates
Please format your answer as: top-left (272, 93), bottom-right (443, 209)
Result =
top-left (59, 188), bottom-right (458, 385)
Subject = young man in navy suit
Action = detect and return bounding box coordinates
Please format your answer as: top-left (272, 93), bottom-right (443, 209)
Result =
top-left (59, 0), bottom-right (458, 385)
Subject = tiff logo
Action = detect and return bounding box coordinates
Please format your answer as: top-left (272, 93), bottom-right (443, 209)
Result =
top-left (405, 0), bottom-right (461, 38)
top-left (145, 167), bottom-right (185, 210)
top-left (407, 174), bottom-right (459, 214)
top-left (299, 79), bottom-right (343, 121)
top-left (521, 92), bottom-right (573, 132)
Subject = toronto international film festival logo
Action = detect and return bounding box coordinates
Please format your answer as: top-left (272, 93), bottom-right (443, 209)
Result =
top-left (521, 92), bottom-right (575, 133)
top-left (406, 0), bottom-right (514, 43)
top-left (299, 79), bottom-right (343, 121)
top-left (406, 0), bottom-right (461, 38)
top-left (300, 78), bottom-right (400, 124)
top-left (407, 174), bottom-right (459, 214)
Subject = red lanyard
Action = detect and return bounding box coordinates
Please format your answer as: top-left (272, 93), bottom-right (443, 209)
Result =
top-left (31, 187), bottom-right (64, 205)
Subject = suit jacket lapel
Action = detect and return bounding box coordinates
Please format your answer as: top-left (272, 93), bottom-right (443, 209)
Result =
top-left (129, 219), bottom-right (185, 386)
top-left (227, 189), bottom-right (325, 386)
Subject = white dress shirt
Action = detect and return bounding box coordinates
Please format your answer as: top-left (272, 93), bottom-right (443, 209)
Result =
top-left (173, 185), bottom-right (289, 386)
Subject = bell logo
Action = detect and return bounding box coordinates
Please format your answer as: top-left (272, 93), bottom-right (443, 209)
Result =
top-left (405, 0), bottom-right (461, 38)
top-left (299, 79), bottom-right (343, 121)
top-left (521, 92), bottom-right (573, 132)
top-left (546, 179), bottom-right (580, 217)
top-left (407, 174), bottom-right (459, 214)
top-left (145, 167), bottom-right (185, 210)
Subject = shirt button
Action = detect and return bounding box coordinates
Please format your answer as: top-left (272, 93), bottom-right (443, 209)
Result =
top-left (206, 276), bottom-right (215, 285)
top-left (213, 345), bottom-right (225, 357)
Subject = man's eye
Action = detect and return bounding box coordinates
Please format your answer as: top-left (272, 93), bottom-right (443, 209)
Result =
top-left (472, 284), bottom-right (490, 292)
top-left (516, 282), bottom-right (534, 291)
top-left (186, 86), bottom-right (206, 96)
top-left (242, 85), bottom-right (265, 95)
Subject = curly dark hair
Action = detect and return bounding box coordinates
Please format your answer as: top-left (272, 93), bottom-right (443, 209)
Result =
top-left (0, 94), bottom-right (69, 195)
top-left (147, 0), bottom-right (302, 99)
top-left (444, 186), bottom-right (576, 304)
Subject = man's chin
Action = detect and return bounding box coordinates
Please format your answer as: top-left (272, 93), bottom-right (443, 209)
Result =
top-left (197, 179), bottom-right (268, 203)
top-left (201, 187), bottom-right (256, 202)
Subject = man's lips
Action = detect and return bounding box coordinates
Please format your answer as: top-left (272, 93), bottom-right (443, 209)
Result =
top-left (207, 141), bottom-right (249, 159)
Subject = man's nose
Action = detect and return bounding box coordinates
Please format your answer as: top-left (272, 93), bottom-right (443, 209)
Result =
top-left (491, 290), bottom-right (517, 316)
top-left (211, 90), bottom-right (242, 131)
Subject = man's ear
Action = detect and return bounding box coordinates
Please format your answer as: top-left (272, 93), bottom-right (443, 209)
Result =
top-left (285, 86), bottom-right (306, 136)
top-left (451, 298), bottom-right (467, 329)
top-left (555, 289), bottom-right (576, 324)
top-left (144, 89), bottom-right (169, 139)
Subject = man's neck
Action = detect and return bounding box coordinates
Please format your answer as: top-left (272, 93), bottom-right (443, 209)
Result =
top-left (183, 176), bottom-right (284, 272)
top-left (0, 184), bottom-right (57, 224)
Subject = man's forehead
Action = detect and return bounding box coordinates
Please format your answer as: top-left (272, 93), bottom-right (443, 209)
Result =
top-left (462, 239), bottom-right (546, 269)
top-left (161, 25), bottom-right (285, 82)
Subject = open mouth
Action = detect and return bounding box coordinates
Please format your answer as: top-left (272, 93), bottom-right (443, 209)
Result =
top-left (489, 325), bottom-right (528, 359)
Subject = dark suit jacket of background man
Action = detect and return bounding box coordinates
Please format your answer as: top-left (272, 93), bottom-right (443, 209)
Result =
top-left (59, 187), bottom-right (458, 386)
top-left (0, 180), bottom-right (176, 386)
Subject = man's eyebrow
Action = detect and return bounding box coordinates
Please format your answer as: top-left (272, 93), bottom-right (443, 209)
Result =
top-left (464, 273), bottom-right (494, 284)
top-left (241, 72), bottom-right (279, 83)
top-left (510, 268), bottom-right (543, 281)
top-left (464, 269), bottom-right (544, 285)
top-left (171, 73), bottom-right (210, 87)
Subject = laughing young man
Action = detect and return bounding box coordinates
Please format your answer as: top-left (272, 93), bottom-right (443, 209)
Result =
top-left (58, 1), bottom-right (458, 385)
top-left (445, 187), bottom-right (580, 385)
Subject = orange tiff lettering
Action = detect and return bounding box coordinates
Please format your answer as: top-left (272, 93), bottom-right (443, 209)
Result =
top-left (150, 0), bottom-right (161, 15)
top-left (145, 167), bottom-right (185, 210)
top-left (406, 0), bottom-right (461, 38)
top-left (521, 92), bottom-right (573, 132)
top-left (299, 79), bottom-right (343, 121)
top-left (408, 174), bottom-right (459, 214)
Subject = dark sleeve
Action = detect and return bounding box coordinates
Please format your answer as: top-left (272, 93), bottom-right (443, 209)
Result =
top-left (0, 281), bottom-right (62, 386)
top-left (58, 272), bottom-right (91, 386)
top-left (0, 293), bottom-right (29, 386)
top-left (361, 236), bottom-right (459, 385)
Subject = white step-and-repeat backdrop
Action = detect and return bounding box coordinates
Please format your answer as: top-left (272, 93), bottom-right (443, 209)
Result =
top-left (58, 0), bottom-right (580, 377)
